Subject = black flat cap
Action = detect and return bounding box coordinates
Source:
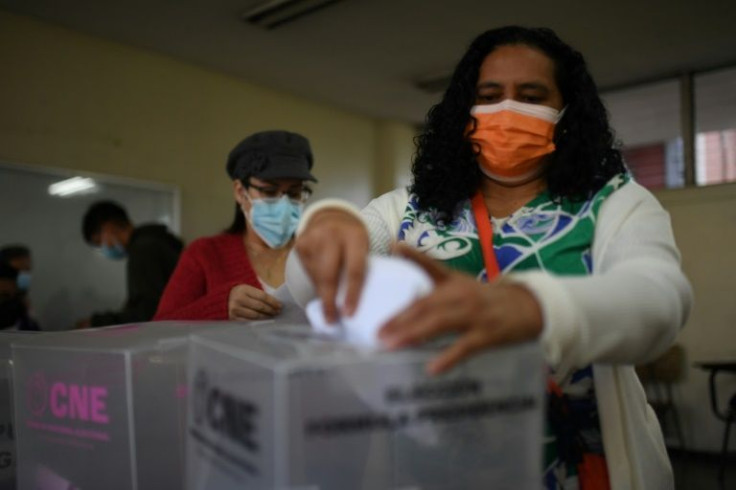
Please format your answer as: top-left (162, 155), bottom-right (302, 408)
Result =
top-left (226, 130), bottom-right (317, 182)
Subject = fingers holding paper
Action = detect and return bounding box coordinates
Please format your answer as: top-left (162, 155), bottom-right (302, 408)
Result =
top-left (380, 243), bottom-right (544, 375)
top-left (228, 284), bottom-right (282, 320)
top-left (295, 209), bottom-right (370, 323)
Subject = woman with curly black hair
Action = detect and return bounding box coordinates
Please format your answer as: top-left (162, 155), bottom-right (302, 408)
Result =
top-left (412, 26), bottom-right (626, 219)
top-left (290, 26), bottom-right (690, 489)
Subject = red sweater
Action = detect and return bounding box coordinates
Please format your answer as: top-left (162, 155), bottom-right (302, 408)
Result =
top-left (154, 233), bottom-right (261, 320)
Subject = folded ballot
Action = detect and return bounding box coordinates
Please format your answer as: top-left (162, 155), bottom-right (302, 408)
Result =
top-left (306, 255), bottom-right (434, 348)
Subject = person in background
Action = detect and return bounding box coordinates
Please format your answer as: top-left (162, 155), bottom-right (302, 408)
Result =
top-left (154, 130), bottom-right (316, 321)
top-left (79, 201), bottom-right (183, 327)
top-left (0, 245), bottom-right (32, 291)
top-left (0, 244), bottom-right (40, 330)
top-left (0, 261), bottom-right (25, 330)
top-left (290, 26), bottom-right (692, 489)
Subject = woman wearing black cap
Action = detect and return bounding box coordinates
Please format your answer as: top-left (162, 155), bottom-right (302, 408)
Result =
top-left (154, 130), bottom-right (316, 321)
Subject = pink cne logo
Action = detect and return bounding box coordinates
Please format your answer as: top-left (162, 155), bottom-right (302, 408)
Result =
top-left (50, 383), bottom-right (109, 424)
top-left (26, 372), bottom-right (110, 425)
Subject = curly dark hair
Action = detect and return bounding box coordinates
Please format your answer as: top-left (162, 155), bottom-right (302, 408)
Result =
top-left (410, 26), bottom-right (626, 219)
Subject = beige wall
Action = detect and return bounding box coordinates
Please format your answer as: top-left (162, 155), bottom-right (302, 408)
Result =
top-left (374, 120), bottom-right (417, 194)
top-left (656, 182), bottom-right (736, 452)
top-left (0, 11), bottom-right (416, 241)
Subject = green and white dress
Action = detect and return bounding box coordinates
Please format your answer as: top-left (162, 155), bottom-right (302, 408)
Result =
top-left (396, 173), bottom-right (630, 489)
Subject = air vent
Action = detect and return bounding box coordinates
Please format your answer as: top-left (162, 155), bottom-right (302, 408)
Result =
top-left (242, 0), bottom-right (346, 30)
top-left (413, 71), bottom-right (453, 94)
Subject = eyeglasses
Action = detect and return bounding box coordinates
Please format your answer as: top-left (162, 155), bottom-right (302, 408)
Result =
top-left (247, 183), bottom-right (313, 203)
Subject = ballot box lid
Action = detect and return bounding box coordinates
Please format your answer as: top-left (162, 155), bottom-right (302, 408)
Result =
top-left (190, 322), bottom-right (456, 372)
top-left (0, 330), bottom-right (38, 360)
top-left (11, 321), bottom-right (218, 354)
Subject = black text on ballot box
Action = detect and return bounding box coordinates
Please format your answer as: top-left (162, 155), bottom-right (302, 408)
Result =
top-left (187, 324), bottom-right (545, 490)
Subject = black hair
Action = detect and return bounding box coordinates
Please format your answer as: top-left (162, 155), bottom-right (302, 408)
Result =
top-left (224, 176), bottom-right (251, 234)
top-left (0, 261), bottom-right (18, 281)
top-left (0, 245), bottom-right (30, 262)
top-left (82, 200), bottom-right (131, 244)
top-left (410, 26), bottom-right (626, 219)
top-left (225, 201), bottom-right (247, 234)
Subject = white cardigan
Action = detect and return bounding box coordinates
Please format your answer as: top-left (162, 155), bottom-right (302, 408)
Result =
top-left (294, 181), bottom-right (692, 490)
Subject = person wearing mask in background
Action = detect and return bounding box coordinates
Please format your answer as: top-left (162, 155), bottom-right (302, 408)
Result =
top-left (78, 201), bottom-right (183, 327)
top-left (290, 27), bottom-right (691, 489)
top-left (0, 244), bottom-right (40, 330)
top-left (0, 245), bottom-right (32, 291)
top-left (154, 130), bottom-right (316, 321)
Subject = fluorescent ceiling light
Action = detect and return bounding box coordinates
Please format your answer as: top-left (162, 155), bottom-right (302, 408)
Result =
top-left (48, 176), bottom-right (98, 197)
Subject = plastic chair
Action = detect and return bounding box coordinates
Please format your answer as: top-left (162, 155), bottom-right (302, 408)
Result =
top-left (636, 344), bottom-right (686, 449)
top-left (697, 361), bottom-right (736, 486)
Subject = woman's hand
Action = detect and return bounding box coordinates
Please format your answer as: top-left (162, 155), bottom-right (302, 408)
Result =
top-left (379, 243), bottom-right (544, 375)
top-left (228, 284), bottom-right (282, 320)
top-left (295, 209), bottom-right (370, 323)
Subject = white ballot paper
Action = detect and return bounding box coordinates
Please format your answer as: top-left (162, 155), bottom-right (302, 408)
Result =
top-left (262, 283), bottom-right (310, 325)
top-left (305, 256), bottom-right (434, 348)
top-left (272, 283), bottom-right (295, 304)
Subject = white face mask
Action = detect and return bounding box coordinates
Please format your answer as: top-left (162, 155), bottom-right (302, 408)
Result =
top-left (242, 194), bottom-right (303, 249)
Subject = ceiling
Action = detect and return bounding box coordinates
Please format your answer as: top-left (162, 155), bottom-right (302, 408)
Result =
top-left (2, 0), bottom-right (735, 123)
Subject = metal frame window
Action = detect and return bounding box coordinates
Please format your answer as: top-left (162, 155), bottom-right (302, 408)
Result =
top-left (602, 64), bottom-right (736, 190)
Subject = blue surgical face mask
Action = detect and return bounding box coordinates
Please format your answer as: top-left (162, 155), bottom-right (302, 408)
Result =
top-left (16, 271), bottom-right (31, 291)
top-left (244, 195), bottom-right (303, 249)
top-left (100, 241), bottom-right (127, 260)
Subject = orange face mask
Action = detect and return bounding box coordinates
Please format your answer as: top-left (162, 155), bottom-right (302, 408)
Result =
top-left (468, 100), bottom-right (562, 183)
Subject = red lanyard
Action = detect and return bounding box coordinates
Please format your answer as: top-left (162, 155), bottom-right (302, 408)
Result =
top-left (470, 190), bottom-right (500, 281)
top-left (472, 192), bottom-right (583, 454)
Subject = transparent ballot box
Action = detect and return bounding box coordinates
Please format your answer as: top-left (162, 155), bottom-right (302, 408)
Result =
top-left (187, 324), bottom-right (545, 490)
top-left (12, 322), bottom-right (211, 490)
top-left (0, 331), bottom-right (38, 488)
